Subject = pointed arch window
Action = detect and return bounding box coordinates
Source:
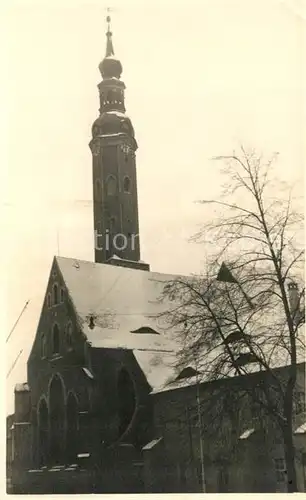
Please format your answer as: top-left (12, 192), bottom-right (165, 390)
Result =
top-left (95, 178), bottom-right (102, 201)
top-left (66, 392), bottom-right (78, 461)
top-left (106, 175), bottom-right (117, 196)
top-left (41, 333), bottom-right (47, 358)
top-left (38, 398), bottom-right (49, 466)
top-left (60, 288), bottom-right (65, 303)
top-left (52, 324), bottom-right (60, 355)
top-left (47, 293), bottom-right (51, 308)
top-left (66, 322), bottom-right (73, 349)
top-left (123, 176), bottom-right (131, 193)
top-left (108, 216), bottom-right (116, 234)
top-left (53, 284), bottom-right (58, 305)
top-left (84, 342), bottom-right (91, 368)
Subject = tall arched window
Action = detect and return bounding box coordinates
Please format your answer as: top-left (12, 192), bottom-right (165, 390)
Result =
top-left (66, 393), bottom-right (78, 462)
top-left (49, 375), bottom-right (65, 463)
top-left (109, 216), bottom-right (116, 234)
top-left (47, 293), bottom-right (51, 308)
top-left (60, 288), bottom-right (64, 303)
top-left (123, 176), bottom-right (131, 193)
top-left (52, 324), bottom-right (60, 355)
top-left (106, 175), bottom-right (117, 196)
top-left (95, 178), bottom-right (102, 201)
top-left (38, 398), bottom-right (49, 466)
top-left (117, 369), bottom-right (136, 437)
top-left (53, 284), bottom-right (58, 305)
top-left (66, 322), bottom-right (73, 349)
top-left (84, 342), bottom-right (91, 367)
top-left (41, 333), bottom-right (47, 358)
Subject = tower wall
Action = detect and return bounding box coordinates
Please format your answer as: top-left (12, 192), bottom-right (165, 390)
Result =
top-left (90, 20), bottom-right (143, 266)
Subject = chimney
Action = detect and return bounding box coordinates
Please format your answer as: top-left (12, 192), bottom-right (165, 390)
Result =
top-left (288, 282), bottom-right (300, 320)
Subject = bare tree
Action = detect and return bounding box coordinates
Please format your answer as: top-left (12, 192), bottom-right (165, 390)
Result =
top-left (160, 147), bottom-right (304, 492)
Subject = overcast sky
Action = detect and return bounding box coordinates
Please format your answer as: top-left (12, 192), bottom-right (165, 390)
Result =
top-left (4, 0), bottom-right (305, 413)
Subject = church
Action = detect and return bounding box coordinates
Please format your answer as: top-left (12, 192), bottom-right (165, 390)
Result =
top-left (7, 16), bottom-right (306, 494)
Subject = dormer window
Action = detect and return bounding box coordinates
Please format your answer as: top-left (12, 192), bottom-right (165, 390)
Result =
top-left (235, 352), bottom-right (257, 367)
top-left (52, 324), bottom-right (60, 355)
top-left (53, 284), bottom-right (58, 305)
top-left (224, 330), bottom-right (250, 345)
top-left (130, 326), bottom-right (160, 334)
top-left (175, 367), bottom-right (200, 381)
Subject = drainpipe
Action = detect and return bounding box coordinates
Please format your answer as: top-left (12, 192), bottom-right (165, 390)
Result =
top-left (196, 380), bottom-right (206, 492)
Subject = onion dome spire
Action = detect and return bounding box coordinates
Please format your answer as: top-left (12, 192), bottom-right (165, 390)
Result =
top-left (99, 15), bottom-right (122, 79)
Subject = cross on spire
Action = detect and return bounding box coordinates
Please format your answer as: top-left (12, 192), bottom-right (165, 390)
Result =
top-left (105, 8), bottom-right (114, 56)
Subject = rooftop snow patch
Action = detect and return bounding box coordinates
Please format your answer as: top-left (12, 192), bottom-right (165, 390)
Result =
top-left (55, 256), bottom-right (182, 350)
top-left (14, 383), bottom-right (30, 392)
top-left (133, 350), bottom-right (177, 390)
top-left (239, 428), bottom-right (255, 440)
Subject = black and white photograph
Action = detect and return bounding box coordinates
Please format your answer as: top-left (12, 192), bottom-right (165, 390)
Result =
top-left (5, 0), bottom-right (305, 494)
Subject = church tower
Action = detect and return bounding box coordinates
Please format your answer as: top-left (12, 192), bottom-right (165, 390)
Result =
top-left (89, 16), bottom-right (147, 270)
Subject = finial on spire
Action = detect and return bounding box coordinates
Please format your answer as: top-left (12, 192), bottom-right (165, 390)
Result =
top-left (106, 12), bottom-right (111, 32)
top-left (99, 7), bottom-right (122, 79)
top-left (105, 9), bottom-right (114, 57)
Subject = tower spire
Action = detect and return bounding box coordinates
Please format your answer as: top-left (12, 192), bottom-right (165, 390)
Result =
top-left (90, 12), bottom-right (148, 270)
top-left (105, 14), bottom-right (115, 57)
top-left (99, 12), bottom-right (122, 80)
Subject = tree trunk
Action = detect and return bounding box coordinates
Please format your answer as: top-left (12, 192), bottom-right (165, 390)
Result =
top-left (283, 423), bottom-right (298, 492)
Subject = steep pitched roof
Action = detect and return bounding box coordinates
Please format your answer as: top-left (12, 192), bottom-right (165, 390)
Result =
top-left (56, 256), bottom-right (182, 389)
top-left (56, 256), bottom-right (179, 346)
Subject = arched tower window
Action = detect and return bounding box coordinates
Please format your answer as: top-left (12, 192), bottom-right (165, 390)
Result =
top-left (95, 178), bottom-right (102, 201)
top-left (53, 284), bottom-right (58, 305)
top-left (47, 293), bottom-right (51, 308)
top-left (123, 176), bottom-right (131, 193)
top-left (109, 216), bottom-right (116, 233)
top-left (52, 324), bottom-right (60, 355)
top-left (106, 175), bottom-right (117, 196)
top-left (60, 288), bottom-right (65, 303)
top-left (41, 333), bottom-right (47, 358)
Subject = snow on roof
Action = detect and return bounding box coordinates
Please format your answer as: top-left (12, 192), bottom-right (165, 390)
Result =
top-left (14, 383), bottom-right (30, 392)
top-left (142, 437), bottom-right (163, 451)
top-left (152, 358), bottom-right (306, 394)
top-left (133, 350), bottom-right (177, 390)
top-left (82, 367), bottom-right (94, 379)
top-left (56, 256), bottom-right (181, 349)
top-left (84, 325), bottom-right (175, 352)
top-left (239, 428), bottom-right (255, 440)
top-left (56, 256), bottom-right (182, 387)
top-left (294, 422), bottom-right (306, 434)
